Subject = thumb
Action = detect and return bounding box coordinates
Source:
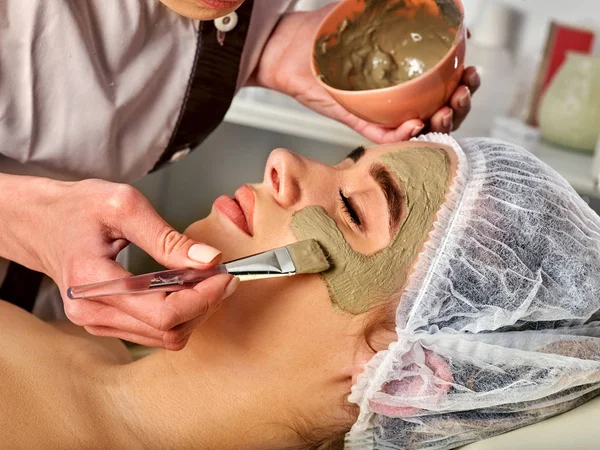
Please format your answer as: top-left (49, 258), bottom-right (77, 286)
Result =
top-left (120, 200), bottom-right (221, 269)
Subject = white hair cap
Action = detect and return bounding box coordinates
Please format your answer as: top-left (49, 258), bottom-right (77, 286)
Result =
top-left (345, 134), bottom-right (600, 449)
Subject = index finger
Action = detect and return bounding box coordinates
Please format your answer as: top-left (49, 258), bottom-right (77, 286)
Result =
top-left (462, 66), bottom-right (481, 95)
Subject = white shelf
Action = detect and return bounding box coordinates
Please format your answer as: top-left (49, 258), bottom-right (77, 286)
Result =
top-left (224, 90), bottom-right (372, 148)
top-left (225, 90), bottom-right (598, 197)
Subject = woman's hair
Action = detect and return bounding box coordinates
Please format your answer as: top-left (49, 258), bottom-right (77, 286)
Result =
top-left (287, 403), bottom-right (354, 450)
top-left (305, 435), bottom-right (346, 450)
top-left (363, 300), bottom-right (400, 353)
top-left (295, 429), bottom-right (346, 450)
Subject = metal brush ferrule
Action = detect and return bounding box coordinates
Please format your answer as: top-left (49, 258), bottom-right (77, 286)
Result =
top-left (224, 247), bottom-right (296, 281)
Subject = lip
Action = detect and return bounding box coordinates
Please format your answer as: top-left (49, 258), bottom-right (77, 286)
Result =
top-left (214, 194), bottom-right (251, 236)
top-left (194, 0), bottom-right (243, 10)
top-left (234, 185), bottom-right (255, 236)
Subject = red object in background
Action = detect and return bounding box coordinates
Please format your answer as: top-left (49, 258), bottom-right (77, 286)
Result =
top-left (541, 24), bottom-right (596, 92)
top-left (527, 22), bottom-right (595, 126)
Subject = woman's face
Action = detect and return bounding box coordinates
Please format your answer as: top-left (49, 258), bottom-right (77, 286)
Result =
top-left (160, 0), bottom-right (244, 20)
top-left (184, 141), bottom-right (456, 390)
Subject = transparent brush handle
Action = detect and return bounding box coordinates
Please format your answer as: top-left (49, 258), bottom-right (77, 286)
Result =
top-left (67, 266), bottom-right (227, 299)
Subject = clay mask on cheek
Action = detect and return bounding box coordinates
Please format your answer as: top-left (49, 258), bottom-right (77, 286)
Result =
top-left (292, 147), bottom-right (450, 314)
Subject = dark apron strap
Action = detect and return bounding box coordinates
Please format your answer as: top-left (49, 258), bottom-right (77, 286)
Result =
top-left (151, 0), bottom-right (255, 171)
top-left (0, 262), bottom-right (44, 312)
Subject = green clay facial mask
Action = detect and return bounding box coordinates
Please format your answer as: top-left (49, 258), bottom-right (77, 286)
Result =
top-left (292, 146), bottom-right (450, 314)
top-left (315, 0), bottom-right (462, 91)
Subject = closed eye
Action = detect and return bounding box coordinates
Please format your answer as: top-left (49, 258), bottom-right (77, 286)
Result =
top-left (339, 189), bottom-right (362, 228)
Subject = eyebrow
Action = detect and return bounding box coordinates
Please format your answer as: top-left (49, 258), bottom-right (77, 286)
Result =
top-left (369, 163), bottom-right (404, 235)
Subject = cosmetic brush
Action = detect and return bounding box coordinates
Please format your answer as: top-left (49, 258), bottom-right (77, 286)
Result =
top-left (67, 239), bottom-right (330, 299)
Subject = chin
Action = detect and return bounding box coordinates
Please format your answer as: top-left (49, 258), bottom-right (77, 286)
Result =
top-left (160, 0), bottom-right (239, 20)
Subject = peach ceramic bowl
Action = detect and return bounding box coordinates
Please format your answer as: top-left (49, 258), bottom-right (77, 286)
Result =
top-left (311, 0), bottom-right (466, 128)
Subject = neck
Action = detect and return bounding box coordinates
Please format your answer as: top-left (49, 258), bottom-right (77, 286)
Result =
top-left (101, 338), bottom-right (306, 450)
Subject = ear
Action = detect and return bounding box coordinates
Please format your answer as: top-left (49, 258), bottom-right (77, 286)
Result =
top-left (367, 346), bottom-right (453, 418)
top-left (349, 354), bottom-right (371, 387)
top-left (349, 327), bottom-right (398, 386)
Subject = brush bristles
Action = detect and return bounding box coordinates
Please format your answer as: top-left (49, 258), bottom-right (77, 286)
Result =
top-left (287, 239), bottom-right (330, 274)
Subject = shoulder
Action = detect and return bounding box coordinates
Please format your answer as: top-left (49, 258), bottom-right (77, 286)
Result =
top-left (0, 300), bottom-right (132, 364)
top-left (51, 320), bottom-right (133, 364)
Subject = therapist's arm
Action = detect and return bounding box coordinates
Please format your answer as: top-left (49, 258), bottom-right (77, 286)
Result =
top-left (0, 173), bottom-right (238, 350)
top-left (250, 4), bottom-right (480, 143)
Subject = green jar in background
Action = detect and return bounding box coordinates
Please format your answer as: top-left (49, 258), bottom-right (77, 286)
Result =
top-left (539, 52), bottom-right (600, 153)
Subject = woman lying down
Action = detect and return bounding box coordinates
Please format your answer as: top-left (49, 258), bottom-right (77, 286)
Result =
top-left (2, 134), bottom-right (600, 450)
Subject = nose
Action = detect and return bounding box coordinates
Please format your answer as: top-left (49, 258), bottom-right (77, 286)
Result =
top-left (264, 148), bottom-right (306, 208)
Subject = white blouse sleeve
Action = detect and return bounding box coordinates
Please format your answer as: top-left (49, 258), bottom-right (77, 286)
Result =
top-left (235, 0), bottom-right (297, 90)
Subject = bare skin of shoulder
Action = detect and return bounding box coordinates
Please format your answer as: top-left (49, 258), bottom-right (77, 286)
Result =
top-left (0, 300), bottom-right (132, 449)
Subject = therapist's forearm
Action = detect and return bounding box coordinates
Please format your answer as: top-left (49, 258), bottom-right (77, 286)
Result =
top-left (0, 172), bottom-right (68, 273)
top-left (246, 10), bottom-right (304, 91)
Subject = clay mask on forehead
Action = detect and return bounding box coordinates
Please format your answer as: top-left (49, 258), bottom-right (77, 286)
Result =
top-left (292, 147), bottom-right (450, 314)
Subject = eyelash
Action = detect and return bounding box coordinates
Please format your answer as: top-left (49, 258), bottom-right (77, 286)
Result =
top-left (339, 189), bottom-right (362, 228)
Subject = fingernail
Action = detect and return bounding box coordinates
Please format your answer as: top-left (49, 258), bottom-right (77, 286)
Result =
top-left (458, 87), bottom-right (470, 108)
top-left (411, 124), bottom-right (425, 137)
top-left (468, 69), bottom-right (480, 88)
top-left (442, 112), bottom-right (453, 130)
top-left (188, 243), bottom-right (221, 264)
top-left (223, 276), bottom-right (240, 299)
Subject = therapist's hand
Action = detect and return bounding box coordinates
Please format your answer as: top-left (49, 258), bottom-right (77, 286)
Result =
top-left (252, 5), bottom-right (481, 143)
top-left (2, 176), bottom-right (238, 350)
